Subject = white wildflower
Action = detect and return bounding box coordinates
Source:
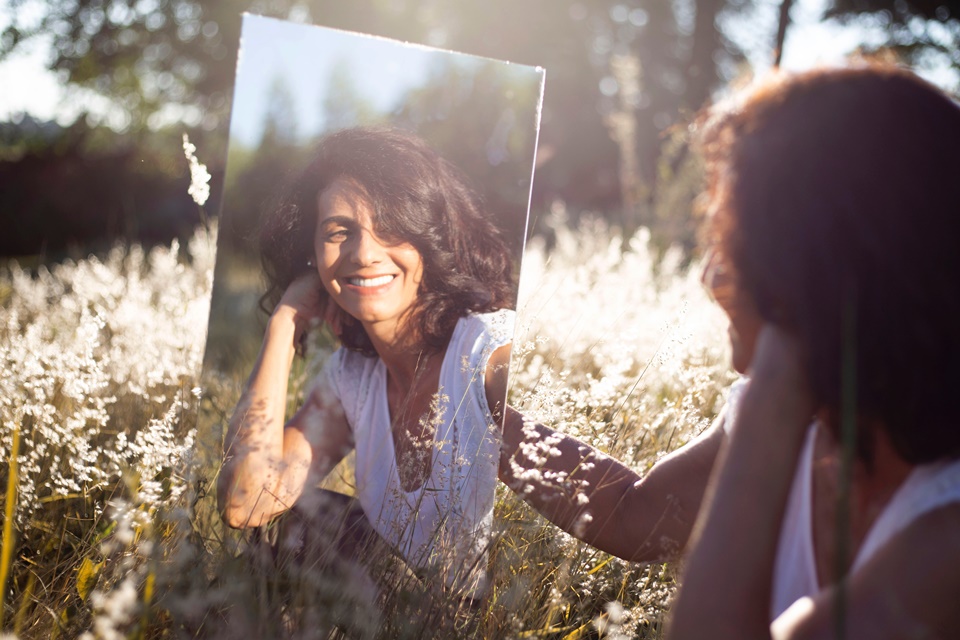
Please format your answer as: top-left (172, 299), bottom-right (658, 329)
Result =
top-left (90, 577), bottom-right (139, 640)
top-left (182, 133), bottom-right (211, 206)
top-left (572, 511), bottom-right (593, 538)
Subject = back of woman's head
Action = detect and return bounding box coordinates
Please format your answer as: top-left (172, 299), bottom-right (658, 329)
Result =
top-left (260, 126), bottom-right (515, 355)
top-left (700, 64), bottom-right (960, 463)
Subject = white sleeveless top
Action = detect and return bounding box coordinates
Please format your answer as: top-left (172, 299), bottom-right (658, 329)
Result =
top-left (319, 310), bottom-right (513, 593)
top-left (724, 379), bottom-right (960, 623)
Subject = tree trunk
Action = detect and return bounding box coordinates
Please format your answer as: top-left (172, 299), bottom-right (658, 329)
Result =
top-left (774, 0), bottom-right (796, 67)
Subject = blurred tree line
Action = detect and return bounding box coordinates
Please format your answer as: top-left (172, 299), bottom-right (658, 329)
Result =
top-left (0, 115), bottom-right (218, 258)
top-left (2, 0), bottom-right (957, 258)
top-left (217, 57), bottom-right (541, 264)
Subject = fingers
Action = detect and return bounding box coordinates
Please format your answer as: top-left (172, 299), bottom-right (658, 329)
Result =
top-left (322, 300), bottom-right (344, 339)
top-left (274, 273), bottom-right (324, 342)
top-left (277, 272), bottom-right (350, 346)
top-left (747, 325), bottom-right (816, 420)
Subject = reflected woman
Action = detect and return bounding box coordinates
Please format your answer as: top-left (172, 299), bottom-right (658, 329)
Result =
top-left (217, 127), bottom-right (517, 596)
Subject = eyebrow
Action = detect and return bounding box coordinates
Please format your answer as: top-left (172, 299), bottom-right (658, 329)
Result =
top-left (317, 215), bottom-right (357, 228)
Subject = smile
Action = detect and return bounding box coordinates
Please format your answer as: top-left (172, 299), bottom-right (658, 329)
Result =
top-left (347, 275), bottom-right (395, 287)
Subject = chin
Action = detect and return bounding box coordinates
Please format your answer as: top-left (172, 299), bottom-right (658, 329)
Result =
top-left (731, 356), bottom-right (750, 375)
top-left (728, 332), bottom-right (750, 374)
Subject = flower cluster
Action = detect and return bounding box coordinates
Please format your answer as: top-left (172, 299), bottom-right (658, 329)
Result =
top-left (0, 224), bottom-right (215, 527)
top-left (490, 207), bottom-right (736, 636)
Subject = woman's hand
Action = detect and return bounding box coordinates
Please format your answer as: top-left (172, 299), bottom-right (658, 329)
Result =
top-left (275, 272), bottom-right (343, 347)
top-left (668, 323), bottom-right (815, 640)
top-left (744, 324), bottom-right (815, 433)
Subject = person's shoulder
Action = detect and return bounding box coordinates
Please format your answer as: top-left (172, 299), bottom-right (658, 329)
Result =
top-left (306, 345), bottom-right (381, 407)
top-left (457, 309), bottom-right (515, 346)
top-left (772, 495), bottom-right (960, 639)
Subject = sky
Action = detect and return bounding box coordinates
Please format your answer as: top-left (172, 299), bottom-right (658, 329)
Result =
top-left (0, 0), bottom-right (943, 127)
top-left (228, 15), bottom-right (540, 147)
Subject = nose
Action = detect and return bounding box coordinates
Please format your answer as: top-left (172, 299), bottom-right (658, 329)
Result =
top-left (349, 227), bottom-right (386, 266)
top-left (700, 249), bottom-right (719, 291)
top-left (701, 248), bottom-right (733, 303)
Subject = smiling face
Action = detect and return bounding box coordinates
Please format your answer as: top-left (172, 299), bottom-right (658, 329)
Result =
top-left (701, 249), bottom-right (763, 374)
top-left (314, 177), bottom-right (424, 340)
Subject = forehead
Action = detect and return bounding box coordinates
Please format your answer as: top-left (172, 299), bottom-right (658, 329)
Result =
top-left (316, 176), bottom-right (374, 223)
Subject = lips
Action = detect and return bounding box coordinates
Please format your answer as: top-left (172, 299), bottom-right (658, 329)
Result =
top-left (346, 274), bottom-right (395, 288)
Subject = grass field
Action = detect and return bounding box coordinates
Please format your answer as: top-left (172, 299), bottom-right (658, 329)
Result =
top-left (0, 211), bottom-right (735, 639)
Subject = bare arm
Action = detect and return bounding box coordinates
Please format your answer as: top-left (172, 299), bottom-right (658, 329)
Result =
top-left (217, 274), bottom-right (352, 529)
top-left (668, 326), bottom-right (813, 640)
top-left (487, 344), bottom-right (724, 563)
top-left (669, 328), bottom-right (960, 640)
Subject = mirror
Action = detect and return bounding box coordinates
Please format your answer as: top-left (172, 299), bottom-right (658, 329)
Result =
top-left (199, 13), bottom-right (544, 629)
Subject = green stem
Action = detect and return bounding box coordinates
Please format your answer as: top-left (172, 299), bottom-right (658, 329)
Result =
top-left (833, 284), bottom-right (857, 640)
top-left (1, 425), bottom-right (21, 630)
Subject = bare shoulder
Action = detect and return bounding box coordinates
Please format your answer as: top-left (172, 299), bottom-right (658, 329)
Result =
top-left (484, 343), bottom-right (512, 418)
top-left (776, 503), bottom-right (960, 640)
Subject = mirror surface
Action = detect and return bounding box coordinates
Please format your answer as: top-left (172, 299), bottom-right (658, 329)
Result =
top-left (200, 16), bottom-right (544, 604)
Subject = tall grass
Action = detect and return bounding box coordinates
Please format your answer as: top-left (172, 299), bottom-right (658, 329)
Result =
top-left (0, 209), bottom-right (734, 638)
top-left (0, 227), bottom-right (215, 638)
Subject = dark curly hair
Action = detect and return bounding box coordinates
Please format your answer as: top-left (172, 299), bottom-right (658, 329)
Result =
top-left (698, 64), bottom-right (960, 465)
top-left (259, 126), bottom-right (516, 356)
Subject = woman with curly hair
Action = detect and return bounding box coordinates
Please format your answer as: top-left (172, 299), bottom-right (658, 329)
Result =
top-left (669, 63), bottom-right (960, 639)
top-left (496, 64), bottom-right (960, 638)
top-left (217, 126), bottom-right (517, 596)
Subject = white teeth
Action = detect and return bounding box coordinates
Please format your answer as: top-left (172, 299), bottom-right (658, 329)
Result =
top-left (348, 275), bottom-right (394, 287)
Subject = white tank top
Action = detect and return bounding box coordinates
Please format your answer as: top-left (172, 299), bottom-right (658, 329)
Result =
top-left (319, 310), bottom-right (513, 594)
top-left (770, 423), bottom-right (960, 620)
top-left (723, 379), bottom-right (960, 622)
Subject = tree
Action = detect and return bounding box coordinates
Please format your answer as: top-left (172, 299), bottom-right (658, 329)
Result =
top-left (1, 0), bottom-right (763, 242)
top-left (826, 0), bottom-right (960, 89)
top-left (260, 73), bottom-right (299, 147)
top-left (321, 62), bottom-right (382, 131)
top-left (219, 74), bottom-right (308, 256)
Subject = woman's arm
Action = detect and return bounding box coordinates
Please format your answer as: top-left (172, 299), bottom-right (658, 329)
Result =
top-left (486, 344), bottom-right (724, 563)
top-left (217, 273), bottom-right (352, 529)
top-left (668, 325), bottom-right (813, 640)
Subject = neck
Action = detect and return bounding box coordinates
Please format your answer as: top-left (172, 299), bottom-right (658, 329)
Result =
top-left (856, 426), bottom-right (914, 497)
top-left (364, 318), bottom-right (435, 390)
top-left (811, 421), bottom-right (915, 585)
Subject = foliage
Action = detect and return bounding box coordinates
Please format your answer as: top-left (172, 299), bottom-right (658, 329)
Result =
top-left (0, 210), bottom-right (734, 638)
top-left (826, 0), bottom-right (960, 89)
top-left (0, 116), bottom-right (213, 258)
top-left (0, 0), bottom-right (752, 214)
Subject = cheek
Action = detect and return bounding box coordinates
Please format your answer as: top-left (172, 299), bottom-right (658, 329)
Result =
top-left (729, 310), bottom-right (762, 373)
top-left (314, 241), bottom-right (335, 269)
top-left (313, 246), bottom-right (340, 290)
top-left (398, 247), bottom-right (424, 285)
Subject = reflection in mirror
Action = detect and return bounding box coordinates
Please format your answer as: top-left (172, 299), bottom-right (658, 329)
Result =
top-left (200, 14), bottom-right (543, 634)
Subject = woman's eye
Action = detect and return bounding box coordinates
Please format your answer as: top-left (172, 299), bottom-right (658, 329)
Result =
top-left (325, 229), bottom-right (349, 242)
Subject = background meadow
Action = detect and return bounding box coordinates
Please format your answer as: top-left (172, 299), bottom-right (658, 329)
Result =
top-left (4, 0), bottom-right (956, 637)
top-left (0, 196), bottom-right (734, 638)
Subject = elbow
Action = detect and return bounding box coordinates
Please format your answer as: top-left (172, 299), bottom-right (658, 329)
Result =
top-left (217, 474), bottom-right (287, 529)
top-left (219, 494), bottom-right (268, 529)
top-left (217, 491), bottom-right (248, 530)
top-left (217, 473), bottom-right (260, 529)
top-left (222, 507), bottom-right (257, 530)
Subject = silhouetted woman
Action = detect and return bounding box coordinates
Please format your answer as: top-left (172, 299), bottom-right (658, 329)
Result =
top-left (496, 65), bottom-right (960, 639)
